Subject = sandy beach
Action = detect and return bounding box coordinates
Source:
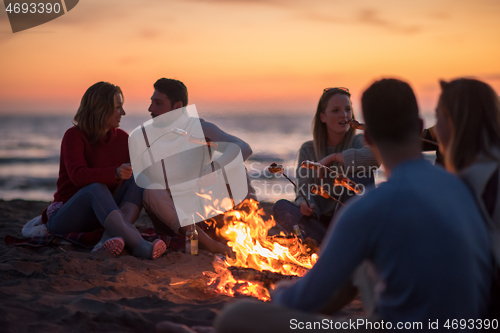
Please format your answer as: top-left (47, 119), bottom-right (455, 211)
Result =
top-left (0, 199), bottom-right (364, 333)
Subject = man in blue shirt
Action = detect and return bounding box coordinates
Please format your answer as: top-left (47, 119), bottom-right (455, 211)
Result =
top-left (214, 79), bottom-right (492, 332)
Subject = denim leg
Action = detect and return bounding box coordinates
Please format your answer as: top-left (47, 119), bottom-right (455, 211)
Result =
top-left (113, 177), bottom-right (144, 208)
top-left (301, 215), bottom-right (328, 244)
top-left (272, 199), bottom-right (302, 233)
top-left (272, 199), bottom-right (328, 243)
top-left (47, 183), bottom-right (119, 234)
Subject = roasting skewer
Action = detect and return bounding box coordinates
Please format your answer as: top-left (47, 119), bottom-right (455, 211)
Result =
top-left (348, 119), bottom-right (440, 147)
top-left (269, 163), bottom-right (310, 207)
top-left (310, 184), bottom-right (345, 206)
top-left (301, 160), bottom-right (337, 178)
top-left (334, 174), bottom-right (361, 194)
top-left (348, 119), bottom-right (365, 130)
top-left (188, 135), bottom-right (219, 148)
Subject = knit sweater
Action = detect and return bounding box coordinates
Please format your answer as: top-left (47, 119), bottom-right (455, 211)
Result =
top-left (42, 126), bottom-right (130, 222)
top-left (295, 134), bottom-right (379, 217)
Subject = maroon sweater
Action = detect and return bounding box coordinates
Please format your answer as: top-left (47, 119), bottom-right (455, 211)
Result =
top-left (43, 126), bottom-right (130, 222)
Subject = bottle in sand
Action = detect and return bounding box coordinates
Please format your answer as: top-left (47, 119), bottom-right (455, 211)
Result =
top-left (185, 214), bottom-right (199, 255)
top-left (293, 224), bottom-right (304, 242)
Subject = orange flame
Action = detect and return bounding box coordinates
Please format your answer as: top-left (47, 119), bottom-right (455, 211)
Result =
top-left (205, 198), bottom-right (318, 301)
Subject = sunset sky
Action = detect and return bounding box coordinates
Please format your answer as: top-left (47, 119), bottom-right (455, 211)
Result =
top-left (0, 0), bottom-right (499, 116)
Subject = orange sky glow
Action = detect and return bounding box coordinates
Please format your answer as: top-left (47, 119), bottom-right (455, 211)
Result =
top-left (0, 0), bottom-right (499, 117)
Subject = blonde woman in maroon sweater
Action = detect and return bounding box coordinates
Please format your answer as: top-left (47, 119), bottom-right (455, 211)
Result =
top-left (44, 82), bottom-right (166, 259)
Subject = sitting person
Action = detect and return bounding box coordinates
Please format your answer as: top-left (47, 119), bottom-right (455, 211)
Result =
top-left (434, 78), bottom-right (500, 318)
top-left (44, 82), bottom-right (166, 259)
top-left (142, 78), bottom-right (256, 254)
top-left (214, 79), bottom-right (492, 333)
top-left (421, 125), bottom-right (444, 165)
top-left (273, 87), bottom-right (379, 243)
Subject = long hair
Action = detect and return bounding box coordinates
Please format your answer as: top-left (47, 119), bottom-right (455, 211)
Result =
top-left (312, 89), bottom-right (355, 161)
top-left (439, 78), bottom-right (500, 172)
top-left (73, 82), bottom-right (123, 143)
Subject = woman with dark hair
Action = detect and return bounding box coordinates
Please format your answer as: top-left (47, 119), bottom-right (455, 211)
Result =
top-left (43, 82), bottom-right (166, 259)
top-left (435, 78), bottom-right (500, 317)
top-left (273, 88), bottom-right (379, 242)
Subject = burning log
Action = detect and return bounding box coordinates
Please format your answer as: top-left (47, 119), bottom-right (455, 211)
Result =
top-left (228, 266), bottom-right (297, 288)
top-left (206, 200), bottom-right (319, 301)
top-left (310, 184), bottom-right (345, 206)
top-left (268, 163), bottom-right (310, 207)
top-left (348, 119), bottom-right (440, 147)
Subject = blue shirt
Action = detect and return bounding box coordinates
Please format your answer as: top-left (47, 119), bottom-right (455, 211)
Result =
top-left (273, 158), bottom-right (492, 324)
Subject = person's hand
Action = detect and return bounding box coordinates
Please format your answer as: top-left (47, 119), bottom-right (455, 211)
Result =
top-left (318, 154), bottom-right (336, 167)
top-left (300, 201), bottom-right (315, 216)
top-left (319, 153), bottom-right (344, 166)
top-left (116, 163), bottom-right (132, 180)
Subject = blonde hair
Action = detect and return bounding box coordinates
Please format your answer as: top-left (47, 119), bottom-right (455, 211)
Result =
top-left (439, 78), bottom-right (500, 172)
top-left (312, 89), bottom-right (356, 161)
top-left (73, 82), bottom-right (123, 143)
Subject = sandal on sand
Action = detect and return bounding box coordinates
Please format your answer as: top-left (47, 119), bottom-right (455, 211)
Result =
top-left (92, 237), bottom-right (125, 256)
top-left (152, 239), bottom-right (167, 259)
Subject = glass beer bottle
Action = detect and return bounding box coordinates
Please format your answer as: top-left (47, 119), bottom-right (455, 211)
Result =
top-left (185, 214), bottom-right (199, 255)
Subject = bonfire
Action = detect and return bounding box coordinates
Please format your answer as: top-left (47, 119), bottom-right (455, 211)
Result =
top-left (204, 199), bottom-right (318, 301)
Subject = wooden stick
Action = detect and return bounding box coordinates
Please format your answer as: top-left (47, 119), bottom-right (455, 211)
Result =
top-left (310, 185), bottom-right (345, 206)
top-left (269, 163), bottom-right (311, 207)
top-left (283, 174), bottom-right (310, 208)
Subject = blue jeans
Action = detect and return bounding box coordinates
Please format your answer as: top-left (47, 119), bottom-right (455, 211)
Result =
top-left (47, 178), bottom-right (143, 234)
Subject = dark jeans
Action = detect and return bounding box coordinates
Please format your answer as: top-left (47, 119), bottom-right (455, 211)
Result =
top-left (272, 199), bottom-right (329, 243)
top-left (47, 178), bottom-right (143, 234)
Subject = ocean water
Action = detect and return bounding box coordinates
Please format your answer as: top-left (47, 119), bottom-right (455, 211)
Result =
top-left (0, 113), bottom-right (436, 203)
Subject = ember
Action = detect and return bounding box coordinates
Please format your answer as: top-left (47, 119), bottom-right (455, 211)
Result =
top-left (204, 199), bottom-right (318, 301)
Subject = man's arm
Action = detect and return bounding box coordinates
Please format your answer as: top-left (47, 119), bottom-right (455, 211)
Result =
top-left (200, 120), bottom-right (253, 161)
top-left (272, 198), bottom-right (378, 312)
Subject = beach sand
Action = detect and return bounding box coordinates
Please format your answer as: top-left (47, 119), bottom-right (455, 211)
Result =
top-left (0, 200), bottom-right (364, 333)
